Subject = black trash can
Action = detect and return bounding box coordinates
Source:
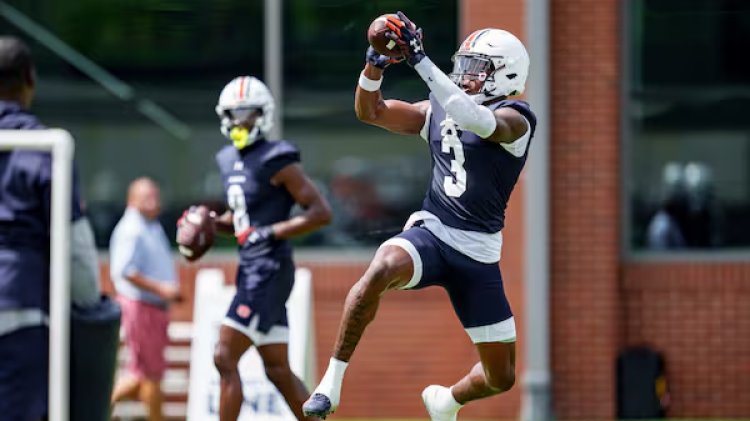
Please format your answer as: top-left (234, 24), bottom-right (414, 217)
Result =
top-left (70, 295), bottom-right (122, 421)
top-left (617, 346), bottom-right (669, 419)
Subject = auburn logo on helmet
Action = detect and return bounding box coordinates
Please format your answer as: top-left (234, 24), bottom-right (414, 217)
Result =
top-left (460, 29), bottom-right (490, 51)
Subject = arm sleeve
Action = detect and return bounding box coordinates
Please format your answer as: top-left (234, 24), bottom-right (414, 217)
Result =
top-left (413, 57), bottom-right (497, 138)
top-left (70, 217), bottom-right (101, 307)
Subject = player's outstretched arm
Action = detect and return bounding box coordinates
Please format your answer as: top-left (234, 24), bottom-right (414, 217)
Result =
top-left (269, 163), bottom-right (332, 239)
top-left (355, 47), bottom-right (429, 135)
top-left (391, 11), bottom-right (528, 145)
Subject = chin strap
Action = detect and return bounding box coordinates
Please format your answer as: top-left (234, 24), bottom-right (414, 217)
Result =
top-left (469, 76), bottom-right (505, 104)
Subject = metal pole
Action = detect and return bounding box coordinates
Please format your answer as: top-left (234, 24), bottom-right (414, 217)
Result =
top-left (522, 0), bottom-right (553, 420)
top-left (50, 131), bottom-right (74, 421)
top-left (264, 0), bottom-right (283, 140)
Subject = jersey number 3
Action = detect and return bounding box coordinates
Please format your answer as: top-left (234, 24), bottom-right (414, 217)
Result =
top-left (227, 184), bottom-right (250, 234)
top-left (440, 119), bottom-right (466, 197)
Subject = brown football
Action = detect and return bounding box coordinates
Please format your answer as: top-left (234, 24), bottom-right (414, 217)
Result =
top-left (176, 205), bottom-right (215, 262)
top-left (367, 14), bottom-right (402, 57)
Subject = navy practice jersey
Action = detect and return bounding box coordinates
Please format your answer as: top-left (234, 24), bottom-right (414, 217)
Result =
top-left (421, 94), bottom-right (537, 233)
top-left (0, 100), bottom-right (84, 311)
top-left (216, 139), bottom-right (300, 261)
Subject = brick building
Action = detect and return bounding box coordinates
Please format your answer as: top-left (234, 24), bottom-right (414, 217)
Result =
top-left (107, 0), bottom-right (749, 419)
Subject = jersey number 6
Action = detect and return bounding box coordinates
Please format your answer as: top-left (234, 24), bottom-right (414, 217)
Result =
top-left (440, 119), bottom-right (467, 198)
top-left (227, 184), bottom-right (251, 234)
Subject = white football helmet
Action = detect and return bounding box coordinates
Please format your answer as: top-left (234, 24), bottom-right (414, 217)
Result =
top-left (215, 76), bottom-right (275, 148)
top-left (450, 29), bottom-right (530, 102)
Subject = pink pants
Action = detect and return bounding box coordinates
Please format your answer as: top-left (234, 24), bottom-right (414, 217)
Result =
top-left (118, 296), bottom-right (169, 381)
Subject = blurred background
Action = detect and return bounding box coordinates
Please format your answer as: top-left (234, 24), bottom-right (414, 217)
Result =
top-left (4, 0), bottom-right (750, 420)
top-left (4, 0), bottom-right (460, 249)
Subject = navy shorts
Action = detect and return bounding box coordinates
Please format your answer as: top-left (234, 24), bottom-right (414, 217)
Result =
top-left (381, 226), bottom-right (516, 343)
top-left (223, 255), bottom-right (295, 345)
top-left (0, 326), bottom-right (48, 421)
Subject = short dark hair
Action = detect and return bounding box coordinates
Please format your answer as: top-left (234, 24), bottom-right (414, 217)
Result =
top-left (0, 36), bottom-right (34, 94)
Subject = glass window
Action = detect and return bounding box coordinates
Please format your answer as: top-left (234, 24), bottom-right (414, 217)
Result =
top-left (284, 0), bottom-right (457, 246)
top-left (627, 0), bottom-right (750, 250)
top-left (4, 0), bottom-right (457, 248)
top-left (6, 0), bottom-right (266, 247)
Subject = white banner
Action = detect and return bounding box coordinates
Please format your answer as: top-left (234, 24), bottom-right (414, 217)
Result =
top-left (187, 267), bottom-right (316, 421)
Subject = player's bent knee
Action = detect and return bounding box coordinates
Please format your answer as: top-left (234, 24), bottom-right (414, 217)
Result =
top-left (357, 268), bottom-right (389, 295)
top-left (486, 368), bottom-right (515, 393)
top-left (362, 248), bottom-right (410, 291)
top-left (213, 344), bottom-right (237, 375)
top-left (361, 264), bottom-right (393, 290)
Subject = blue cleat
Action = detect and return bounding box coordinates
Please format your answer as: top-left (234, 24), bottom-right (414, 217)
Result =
top-left (303, 393), bottom-right (335, 419)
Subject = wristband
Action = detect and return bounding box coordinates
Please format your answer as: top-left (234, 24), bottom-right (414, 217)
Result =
top-left (358, 73), bottom-right (383, 92)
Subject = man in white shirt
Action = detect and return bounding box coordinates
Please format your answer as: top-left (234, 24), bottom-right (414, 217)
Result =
top-left (110, 177), bottom-right (181, 421)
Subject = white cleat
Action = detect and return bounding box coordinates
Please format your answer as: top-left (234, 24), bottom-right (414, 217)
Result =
top-left (422, 385), bottom-right (460, 421)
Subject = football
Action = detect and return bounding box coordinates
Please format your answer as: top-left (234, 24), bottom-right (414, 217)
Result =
top-left (367, 14), bottom-right (402, 57)
top-left (176, 205), bottom-right (215, 262)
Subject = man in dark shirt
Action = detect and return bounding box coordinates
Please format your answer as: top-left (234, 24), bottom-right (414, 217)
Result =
top-left (0, 36), bottom-right (100, 421)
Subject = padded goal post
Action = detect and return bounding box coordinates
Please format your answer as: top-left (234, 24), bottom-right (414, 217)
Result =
top-left (0, 129), bottom-right (74, 421)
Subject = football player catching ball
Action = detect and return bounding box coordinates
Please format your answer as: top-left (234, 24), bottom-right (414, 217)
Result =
top-left (304, 12), bottom-right (536, 421)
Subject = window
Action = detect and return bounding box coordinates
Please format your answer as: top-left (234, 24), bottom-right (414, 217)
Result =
top-left (6, 0), bottom-right (264, 247)
top-left (627, 0), bottom-right (750, 250)
top-left (5, 0), bottom-right (458, 248)
top-left (283, 0), bottom-right (457, 246)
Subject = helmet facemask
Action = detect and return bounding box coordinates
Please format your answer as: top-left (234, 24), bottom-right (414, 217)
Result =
top-left (215, 76), bottom-right (275, 150)
top-left (449, 53), bottom-right (493, 87)
top-left (450, 52), bottom-right (521, 103)
top-left (218, 107), bottom-right (265, 150)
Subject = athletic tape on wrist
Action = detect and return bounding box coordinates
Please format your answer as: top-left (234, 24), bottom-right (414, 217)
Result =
top-left (358, 73), bottom-right (383, 92)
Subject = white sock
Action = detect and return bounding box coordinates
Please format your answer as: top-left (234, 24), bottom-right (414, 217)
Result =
top-left (441, 386), bottom-right (463, 412)
top-left (314, 357), bottom-right (349, 407)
